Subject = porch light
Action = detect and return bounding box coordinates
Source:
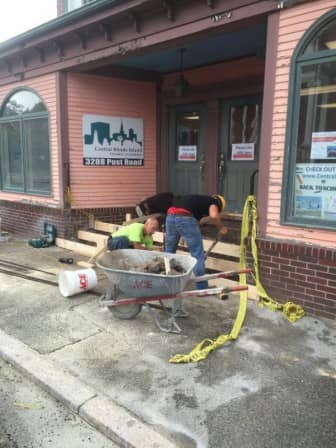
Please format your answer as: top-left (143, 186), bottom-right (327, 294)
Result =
top-left (184, 114), bottom-right (199, 120)
top-left (174, 48), bottom-right (190, 97)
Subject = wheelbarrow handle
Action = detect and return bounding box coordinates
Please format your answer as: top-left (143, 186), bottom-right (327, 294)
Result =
top-left (103, 285), bottom-right (249, 307)
top-left (194, 268), bottom-right (251, 283)
top-left (177, 285), bottom-right (248, 298)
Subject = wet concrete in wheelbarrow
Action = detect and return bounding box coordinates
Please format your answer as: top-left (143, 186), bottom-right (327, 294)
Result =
top-left (0, 238), bottom-right (336, 448)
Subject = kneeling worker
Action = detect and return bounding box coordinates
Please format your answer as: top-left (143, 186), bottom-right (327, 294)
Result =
top-left (165, 194), bottom-right (227, 290)
top-left (108, 217), bottom-right (160, 251)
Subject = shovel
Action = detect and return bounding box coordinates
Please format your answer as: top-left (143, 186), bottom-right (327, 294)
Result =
top-left (204, 227), bottom-right (228, 260)
top-left (77, 245), bottom-right (106, 268)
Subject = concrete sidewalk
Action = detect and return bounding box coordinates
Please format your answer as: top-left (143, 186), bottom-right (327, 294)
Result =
top-left (0, 238), bottom-right (335, 448)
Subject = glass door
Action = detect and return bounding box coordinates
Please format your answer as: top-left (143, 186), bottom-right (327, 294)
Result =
top-left (219, 95), bottom-right (261, 212)
top-left (168, 104), bottom-right (206, 195)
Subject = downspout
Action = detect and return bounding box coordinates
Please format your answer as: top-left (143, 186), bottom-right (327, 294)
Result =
top-left (56, 71), bottom-right (70, 209)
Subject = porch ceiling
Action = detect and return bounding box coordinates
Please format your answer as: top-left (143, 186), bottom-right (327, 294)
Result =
top-left (80, 21), bottom-right (267, 82)
top-left (107, 22), bottom-right (267, 74)
top-left (0, 0), bottom-right (273, 86)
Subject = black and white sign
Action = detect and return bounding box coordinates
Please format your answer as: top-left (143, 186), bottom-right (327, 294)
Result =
top-left (83, 114), bottom-right (144, 166)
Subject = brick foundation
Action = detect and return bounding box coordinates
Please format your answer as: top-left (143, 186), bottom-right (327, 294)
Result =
top-left (256, 238), bottom-right (336, 320)
top-left (0, 200), bottom-right (134, 240)
top-left (1, 199), bottom-right (335, 319)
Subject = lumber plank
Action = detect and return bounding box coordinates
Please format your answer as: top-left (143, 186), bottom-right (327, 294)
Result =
top-left (205, 257), bottom-right (239, 272)
top-left (201, 239), bottom-right (239, 258)
top-left (94, 221), bottom-right (120, 233)
top-left (78, 230), bottom-right (108, 248)
top-left (153, 232), bottom-right (164, 244)
top-left (95, 220), bottom-right (239, 258)
top-left (122, 213), bottom-right (164, 225)
top-left (56, 238), bottom-right (96, 257)
top-left (166, 236), bottom-right (239, 258)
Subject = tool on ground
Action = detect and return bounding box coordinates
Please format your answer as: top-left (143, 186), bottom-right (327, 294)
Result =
top-left (58, 257), bottom-right (74, 264)
top-left (28, 238), bottom-right (50, 248)
top-left (77, 245), bottom-right (106, 268)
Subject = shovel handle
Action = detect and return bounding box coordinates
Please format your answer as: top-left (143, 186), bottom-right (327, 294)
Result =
top-left (87, 245), bottom-right (106, 264)
top-left (194, 268), bottom-right (251, 282)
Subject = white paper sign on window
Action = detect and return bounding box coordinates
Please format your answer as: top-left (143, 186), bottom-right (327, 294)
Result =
top-left (311, 132), bottom-right (336, 160)
top-left (231, 143), bottom-right (255, 161)
top-left (295, 163), bottom-right (336, 220)
top-left (83, 114), bottom-right (144, 166)
top-left (178, 145), bottom-right (197, 161)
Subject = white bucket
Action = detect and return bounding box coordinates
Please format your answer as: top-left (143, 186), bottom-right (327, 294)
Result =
top-left (58, 268), bottom-right (98, 298)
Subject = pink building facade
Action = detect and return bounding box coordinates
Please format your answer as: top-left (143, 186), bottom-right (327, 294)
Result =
top-left (0, 0), bottom-right (335, 318)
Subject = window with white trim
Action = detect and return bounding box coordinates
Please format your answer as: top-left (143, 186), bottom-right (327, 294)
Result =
top-left (0, 89), bottom-right (51, 196)
top-left (282, 11), bottom-right (336, 229)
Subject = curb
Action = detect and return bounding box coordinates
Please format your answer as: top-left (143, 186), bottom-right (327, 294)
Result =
top-left (0, 329), bottom-right (176, 448)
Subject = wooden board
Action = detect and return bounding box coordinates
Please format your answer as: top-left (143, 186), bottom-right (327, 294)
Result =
top-left (55, 238), bottom-right (96, 257)
top-left (122, 213), bottom-right (164, 225)
top-left (75, 228), bottom-right (240, 272)
top-left (94, 221), bottom-right (120, 233)
top-left (94, 220), bottom-right (240, 258)
top-left (77, 230), bottom-right (108, 249)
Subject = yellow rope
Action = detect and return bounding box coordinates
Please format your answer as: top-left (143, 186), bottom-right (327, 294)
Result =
top-left (246, 195), bottom-right (304, 323)
top-left (169, 195), bottom-right (251, 363)
top-left (169, 195), bottom-right (304, 364)
top-left (65, 186), bottom-right (72, 206)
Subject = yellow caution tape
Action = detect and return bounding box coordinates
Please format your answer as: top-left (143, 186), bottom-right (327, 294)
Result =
top-left (245, 195), bottom-right (304, 323)
top-left (169, 195), bottom-right (304, 364)
top-left (65, 186), bottom-right (72, 206)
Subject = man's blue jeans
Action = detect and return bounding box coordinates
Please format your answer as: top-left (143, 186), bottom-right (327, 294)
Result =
top-left (165, 215), bottom-right (208, 289)
top-left (107, 236), bottom-right (129, 250)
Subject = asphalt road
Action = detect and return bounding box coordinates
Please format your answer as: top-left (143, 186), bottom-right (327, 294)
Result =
top-left (0, 358), bottom-right (119, 448)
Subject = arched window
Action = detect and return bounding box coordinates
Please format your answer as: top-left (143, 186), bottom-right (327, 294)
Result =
top-left (282, 10), bottom-right (336, 229)
top-left (0, 89), bottom-right (51, 195)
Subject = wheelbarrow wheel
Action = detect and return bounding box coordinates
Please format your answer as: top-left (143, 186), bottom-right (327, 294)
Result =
top-left (108, 300), bottom-right (142, 320)
top-left (102, 287), bottom-right (142, 320)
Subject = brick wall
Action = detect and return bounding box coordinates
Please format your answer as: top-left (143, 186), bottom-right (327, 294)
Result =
top-left (257, 239), bottom-right (336, 319)
top-left (2, 198), bottom-right (335, 319)
top-left (0, 200), bottom-right (134, 240)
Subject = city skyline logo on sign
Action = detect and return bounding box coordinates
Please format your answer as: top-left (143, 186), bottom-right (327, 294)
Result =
top-left (83, 114), bottom-right (144, 166)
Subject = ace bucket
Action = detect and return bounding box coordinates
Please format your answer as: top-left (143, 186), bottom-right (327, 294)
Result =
top-left (58, 268), bottom-right (97, 297)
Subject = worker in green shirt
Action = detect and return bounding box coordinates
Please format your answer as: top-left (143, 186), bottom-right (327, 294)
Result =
top-left (107, 217), bottom-right (160, 251)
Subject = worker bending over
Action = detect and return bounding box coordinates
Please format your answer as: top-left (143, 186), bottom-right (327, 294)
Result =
top-left (108, 218), bottom-right (160, 251)
top-left (135, 192), bottom-right (174, 217)
top-left (165, 194), bottom-right (227, 290)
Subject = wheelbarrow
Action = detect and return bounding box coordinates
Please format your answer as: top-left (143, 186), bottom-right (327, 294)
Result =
top-left (96, 249), bottom-right (249, 333)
